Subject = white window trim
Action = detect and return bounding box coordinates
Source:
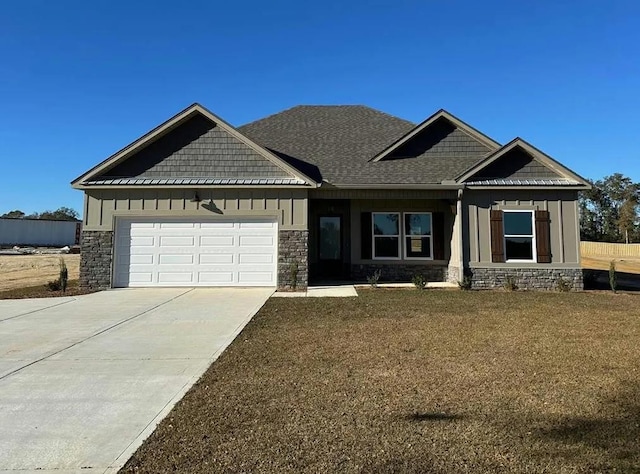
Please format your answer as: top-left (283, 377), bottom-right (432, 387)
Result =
top-left (403, 212), bottom-right (434, 261)
top-left (503, 210), bottom-right (537, 263)
top-left (372, 212), bottom-right (401, 260)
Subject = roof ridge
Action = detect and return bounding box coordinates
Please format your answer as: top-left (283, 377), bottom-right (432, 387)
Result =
top-left (238, 104), bottom-right (302, 129)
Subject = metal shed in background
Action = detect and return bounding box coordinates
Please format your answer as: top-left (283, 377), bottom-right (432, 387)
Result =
top-left (0, 218), bottom-right (81, 246)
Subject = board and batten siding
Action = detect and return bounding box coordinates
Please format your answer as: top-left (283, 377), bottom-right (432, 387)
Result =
top-left (83, 188), bottom-right (308, 231)
top-left (464, 189), bottom-right (581, 266)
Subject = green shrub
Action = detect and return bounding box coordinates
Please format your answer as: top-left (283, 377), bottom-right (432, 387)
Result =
top-left (458, 274), bottom-right (473, 291)
top-left (59, 257), bottom-right (68, 293)
top-left (609, 260), bottom-right (617, 293)
top-left (367, 269), bottom-right (382, 288)
top-left (289, 262), bottom-right (299, 290)
top-left (556, 277), bottom-right (572, 292)
top-left (411, 274), bottom-right (427, 290)
top-left (503, 276), bottom-right (518, 291)
top-left (46, 279), bottom-right (61, 291)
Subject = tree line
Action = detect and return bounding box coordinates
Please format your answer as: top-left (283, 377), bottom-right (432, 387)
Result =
top-left (1, 207), bottom-right (80, 221)
top-left (580, 173), bottom-right (639, 243)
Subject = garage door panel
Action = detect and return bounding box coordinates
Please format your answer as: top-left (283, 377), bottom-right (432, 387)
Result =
top-left (158, 272), bottom-right (194, 283)
top-left (114, 217), bottom-right (277, 288)
top-left (239, 253), bottom-right (274, 264)
top-left (126, 264), bottom-right (156, 273)
top-left (200, 222), bottom-right (235, 229)
top-left (199, 254), bottom-right (234, 265)
top-left (239, 235), bottom-right (274, 246)
top-left (200, 235), bottom-right (235, 247)
top-left (159, 222), bottom-right (197, 229)
top-left (159, 254), bottom-right (194, 265)
top-left (160, 236), bottom-right (195, 247)
top-left (129, 254), bottom-right (154, 265)
top-left (127, 272), bottom-right (153, 283)
top-left (239, 221), bottom-right (276, 229)
top-left (198, 272), bottom-right (235, 284)
top-left (130, 222), bottom-right (156, 228)
top-left (130, 227), bottom-right (157, 235)
top-left (128, 236), bottom-right (155, 247)
top-left (238, 272), bottom-right (274, 284)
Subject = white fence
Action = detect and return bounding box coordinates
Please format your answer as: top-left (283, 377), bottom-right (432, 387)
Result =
top-left (0, 218), bottom-right (81, 246)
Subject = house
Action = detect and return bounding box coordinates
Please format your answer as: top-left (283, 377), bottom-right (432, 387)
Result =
top-left (72, 103), bottom-right (590, 291)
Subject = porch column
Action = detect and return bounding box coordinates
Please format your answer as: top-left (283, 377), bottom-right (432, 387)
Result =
top-left (447, 189), bottom-right (464, 283)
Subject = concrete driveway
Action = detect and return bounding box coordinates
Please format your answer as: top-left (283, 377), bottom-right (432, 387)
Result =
top-left (0, 288), bottom-right (272, 474)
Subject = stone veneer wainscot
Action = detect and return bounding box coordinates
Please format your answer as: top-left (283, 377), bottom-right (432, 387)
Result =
top-left (80, 231), bottom-right (113, 290)
top-left (278, 230), bottom-right (309, 290)
top-left (469, 267), bottom-right (584, 291)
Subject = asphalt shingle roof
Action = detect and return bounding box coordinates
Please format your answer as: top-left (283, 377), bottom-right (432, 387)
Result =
top-left (238, 105), bottom-right (495, 185)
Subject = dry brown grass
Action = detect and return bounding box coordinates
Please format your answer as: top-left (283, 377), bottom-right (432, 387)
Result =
top-left (122, 290), bottom-right (640, 473)
top-left (0, 254), bottom-right (80, 291)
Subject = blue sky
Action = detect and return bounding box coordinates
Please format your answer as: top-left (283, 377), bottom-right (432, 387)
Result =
top-left (1, 0), bottom-right (638, 215)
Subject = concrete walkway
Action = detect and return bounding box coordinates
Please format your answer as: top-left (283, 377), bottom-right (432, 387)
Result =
top-left (272, 284), bottom-right (358, 297)
top-left (0, 288), bottom-right (272, 474)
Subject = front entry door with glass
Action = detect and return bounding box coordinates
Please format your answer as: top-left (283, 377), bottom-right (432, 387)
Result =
top-left (318, 215), bottom-right (343, 279)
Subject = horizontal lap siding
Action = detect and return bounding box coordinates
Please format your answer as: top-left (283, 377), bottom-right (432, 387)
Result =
top-left (465, 190), bottom-right (580, 265)
top-left (84, 189), bottom-right (308, 231)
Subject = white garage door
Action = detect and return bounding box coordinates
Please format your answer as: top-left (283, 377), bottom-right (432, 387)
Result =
top-left (113, 218), bottom-right (278, 287)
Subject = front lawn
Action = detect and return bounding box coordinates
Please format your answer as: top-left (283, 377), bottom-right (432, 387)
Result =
top-left (122, 290), bottom-right (640, 473)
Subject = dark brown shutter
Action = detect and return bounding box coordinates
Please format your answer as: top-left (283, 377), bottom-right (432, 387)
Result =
top-left (75, 222), bottom-right (82, 245)
top-left (432, 212), bottom-right (445, 260)
top-left (535, 210), bottom-right (552, 263)
top-left (490, 210), bottom-right (505, 263)
top-left (360, 212), bottom-right (372, 260)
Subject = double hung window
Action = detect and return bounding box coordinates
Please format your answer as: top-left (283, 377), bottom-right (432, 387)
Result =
top-left (372, 212), bottom-right (433, 260)
top-left (503, 211), bottom-right (535, 261)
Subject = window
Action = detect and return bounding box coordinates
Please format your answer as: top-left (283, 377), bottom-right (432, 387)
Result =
top-left (371, 212), bottom-right (433, 260)
top-left (404, 213), bottom-right (432, 259)
top-left (503, 211), bottom-right (535, 261)
top-left (372, 213), bottom-right (400, 259)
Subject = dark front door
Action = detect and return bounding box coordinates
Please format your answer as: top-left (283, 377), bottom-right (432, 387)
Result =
top-left (318, 215), bottom-right (343, 279)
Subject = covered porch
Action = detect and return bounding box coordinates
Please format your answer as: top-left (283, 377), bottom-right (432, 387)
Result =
top-left (308, 189), bottom-right (463, 284)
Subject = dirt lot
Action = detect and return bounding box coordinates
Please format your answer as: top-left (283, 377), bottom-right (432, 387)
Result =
top-left (0, 254), bottom-right (80, 291)
top-left (122, 290), bottom-right (640, 473)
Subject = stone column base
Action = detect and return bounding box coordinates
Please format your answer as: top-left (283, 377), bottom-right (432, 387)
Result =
top-left (278, 230), bottom-right (308, 290)
top-left (80, 231), bottom-right (113, 290)
top-left (446, 265), bottom-right (461, 284)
